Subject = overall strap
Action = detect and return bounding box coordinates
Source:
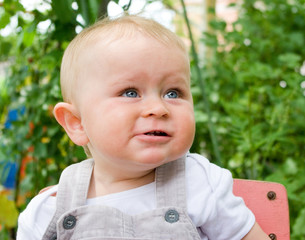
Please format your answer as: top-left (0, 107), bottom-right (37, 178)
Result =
top-left (42, 159), bottom-right (94, 240)
top-left (155, 155), bottom-right (187, 209)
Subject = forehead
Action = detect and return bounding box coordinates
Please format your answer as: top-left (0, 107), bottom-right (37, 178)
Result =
top-left (85, 31), bottom-right (185, 56)
top-left (62, 19), bottom-right (189, 103)
top-left (76, 28), bottom-right (190, 76)
top-left (79, 32), bottom-right (190, 78)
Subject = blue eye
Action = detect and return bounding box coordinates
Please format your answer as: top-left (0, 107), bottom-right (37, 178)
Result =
top-left (122, 89), bottom-right (139, 98)
top-left (164, 90), bottom-right (179, 99)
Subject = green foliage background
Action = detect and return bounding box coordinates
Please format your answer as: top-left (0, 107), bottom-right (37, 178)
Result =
top-left (190, 1), bottom-right (305, 238)
top-left (0, 0), bottom-right (304, 239)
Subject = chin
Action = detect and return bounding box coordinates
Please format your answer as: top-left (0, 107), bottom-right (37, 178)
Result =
top-left (134, 152), bottom-right (179, 167)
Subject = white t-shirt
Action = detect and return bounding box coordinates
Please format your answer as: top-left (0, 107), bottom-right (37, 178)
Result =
top-left (17, 153), bottom-right (255, 240)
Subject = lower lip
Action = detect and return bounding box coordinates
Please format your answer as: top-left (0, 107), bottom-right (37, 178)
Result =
top-left (135, 134), bottom-right (171, 143)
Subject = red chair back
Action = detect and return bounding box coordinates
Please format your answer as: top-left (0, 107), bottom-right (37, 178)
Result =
top-left (233, 179), bottom-right (290, 240)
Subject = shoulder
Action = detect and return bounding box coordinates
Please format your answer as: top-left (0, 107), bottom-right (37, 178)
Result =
top-left (185, 153), bottom-right (234, 221)
top-left (17, 185), bottom-right (57, 240)
top-left (185, 153), bottom-right (255, 239)
top-left (185, 153), bottom-right (232, 189)
top-left (185, 153), bottom-right (232, 202)
top-left (17, 159), bottom-right (93, 239)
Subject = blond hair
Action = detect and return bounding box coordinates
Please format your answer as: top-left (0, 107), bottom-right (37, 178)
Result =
top-left (60, 14), bottom-right (188, 157)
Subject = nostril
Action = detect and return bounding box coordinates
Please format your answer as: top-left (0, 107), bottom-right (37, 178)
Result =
top-left (141, 100), bottom-right (169, 118)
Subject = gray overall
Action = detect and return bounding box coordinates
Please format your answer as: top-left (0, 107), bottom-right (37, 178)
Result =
top-left (42, 156), bottom-right (201, 240)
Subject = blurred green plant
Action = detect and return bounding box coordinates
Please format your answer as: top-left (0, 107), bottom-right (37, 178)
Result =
top-left (0, 0), bottom-right (114, 238)
top-left (189, 0), bottom-right (305, 238)
top-left (0, 192), bottom-right (18, 240)
top-left (0, 193), bottom-right (18, 228)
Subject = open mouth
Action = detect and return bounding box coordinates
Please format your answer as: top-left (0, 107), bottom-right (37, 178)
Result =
top-left (144, 131), bottom-right (168, 136)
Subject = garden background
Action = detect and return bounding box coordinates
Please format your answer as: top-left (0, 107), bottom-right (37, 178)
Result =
top-left (0, 0), bottom-right (304, 239)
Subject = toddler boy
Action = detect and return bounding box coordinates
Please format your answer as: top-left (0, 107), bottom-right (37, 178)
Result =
top-left (17, 15), bottom-right (269, 239)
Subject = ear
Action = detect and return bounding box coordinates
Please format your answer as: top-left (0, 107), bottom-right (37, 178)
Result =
top-left (53, 102), bottom-right (89, 146)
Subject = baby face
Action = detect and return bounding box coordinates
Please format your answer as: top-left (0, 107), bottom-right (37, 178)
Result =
top-left (75, 33), bottom-right (195, 172)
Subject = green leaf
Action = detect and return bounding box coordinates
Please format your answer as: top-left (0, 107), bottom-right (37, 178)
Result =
top-left (23, 24), bottom-right (36, 47)
top-left (34, 142), bottom-right (48, 158)
top-left (77, 0), bottom-right (90, 25)
top-left (0, 11), bottom-right (11, 29)
top-left (3, 0), bottom-right (25, 14)
top-left (209, 20), bottom-right (226, 31)
top-left (194, 110), bottom-right (208, 123)
top-left (283, 158), bottom-right (298, 175)
top-left (0, 40), bottom-right (12, 57)
top-left (77, 0), bottom-right (101, 26)
top-left (52, 0), bottom-right (75, 23)
top-left (292, 208), bottom-right (305, 238)
top-left (278, 53), bottom-right (302, 69)
top-left (88, 0), bottom-right (99, 23)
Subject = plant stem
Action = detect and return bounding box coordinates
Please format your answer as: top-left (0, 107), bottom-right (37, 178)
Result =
top-left (180, 0), bottom-right (222, 166)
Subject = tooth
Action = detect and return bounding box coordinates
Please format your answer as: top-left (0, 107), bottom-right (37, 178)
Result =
top-left (144, 131), bottom-right (167, 136)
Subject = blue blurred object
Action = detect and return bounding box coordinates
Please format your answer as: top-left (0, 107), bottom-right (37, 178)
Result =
top-left (4, 109), bottom-right (18, 129)
top-left (4, 107), bottom-right (25, 129)
top-left (2, 107), bottom-right (25, 188)
top-left (0, 162), bottom-right (17, 189)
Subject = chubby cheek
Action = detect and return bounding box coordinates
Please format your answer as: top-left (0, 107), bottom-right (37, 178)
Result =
top-left (182, 114), bottom-right (196, 146)
top-left (173, 108), bottom-right (195, 153)
top-left (85, 103), bottom-right (137, 145)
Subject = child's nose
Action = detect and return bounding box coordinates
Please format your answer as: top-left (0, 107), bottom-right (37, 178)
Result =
top-left (141, 97), bottom-right (169, 118)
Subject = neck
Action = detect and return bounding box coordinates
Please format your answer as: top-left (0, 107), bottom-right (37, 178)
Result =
top-left (87, 164), bottom-right (155, 198)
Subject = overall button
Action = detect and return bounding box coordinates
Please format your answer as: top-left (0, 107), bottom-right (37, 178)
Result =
top-left (50, 234), bottom-right (57, 240)
top-left (165, 209), bottom-right (179, 223)
top-left (63, 215), bottom-right (77, 229)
